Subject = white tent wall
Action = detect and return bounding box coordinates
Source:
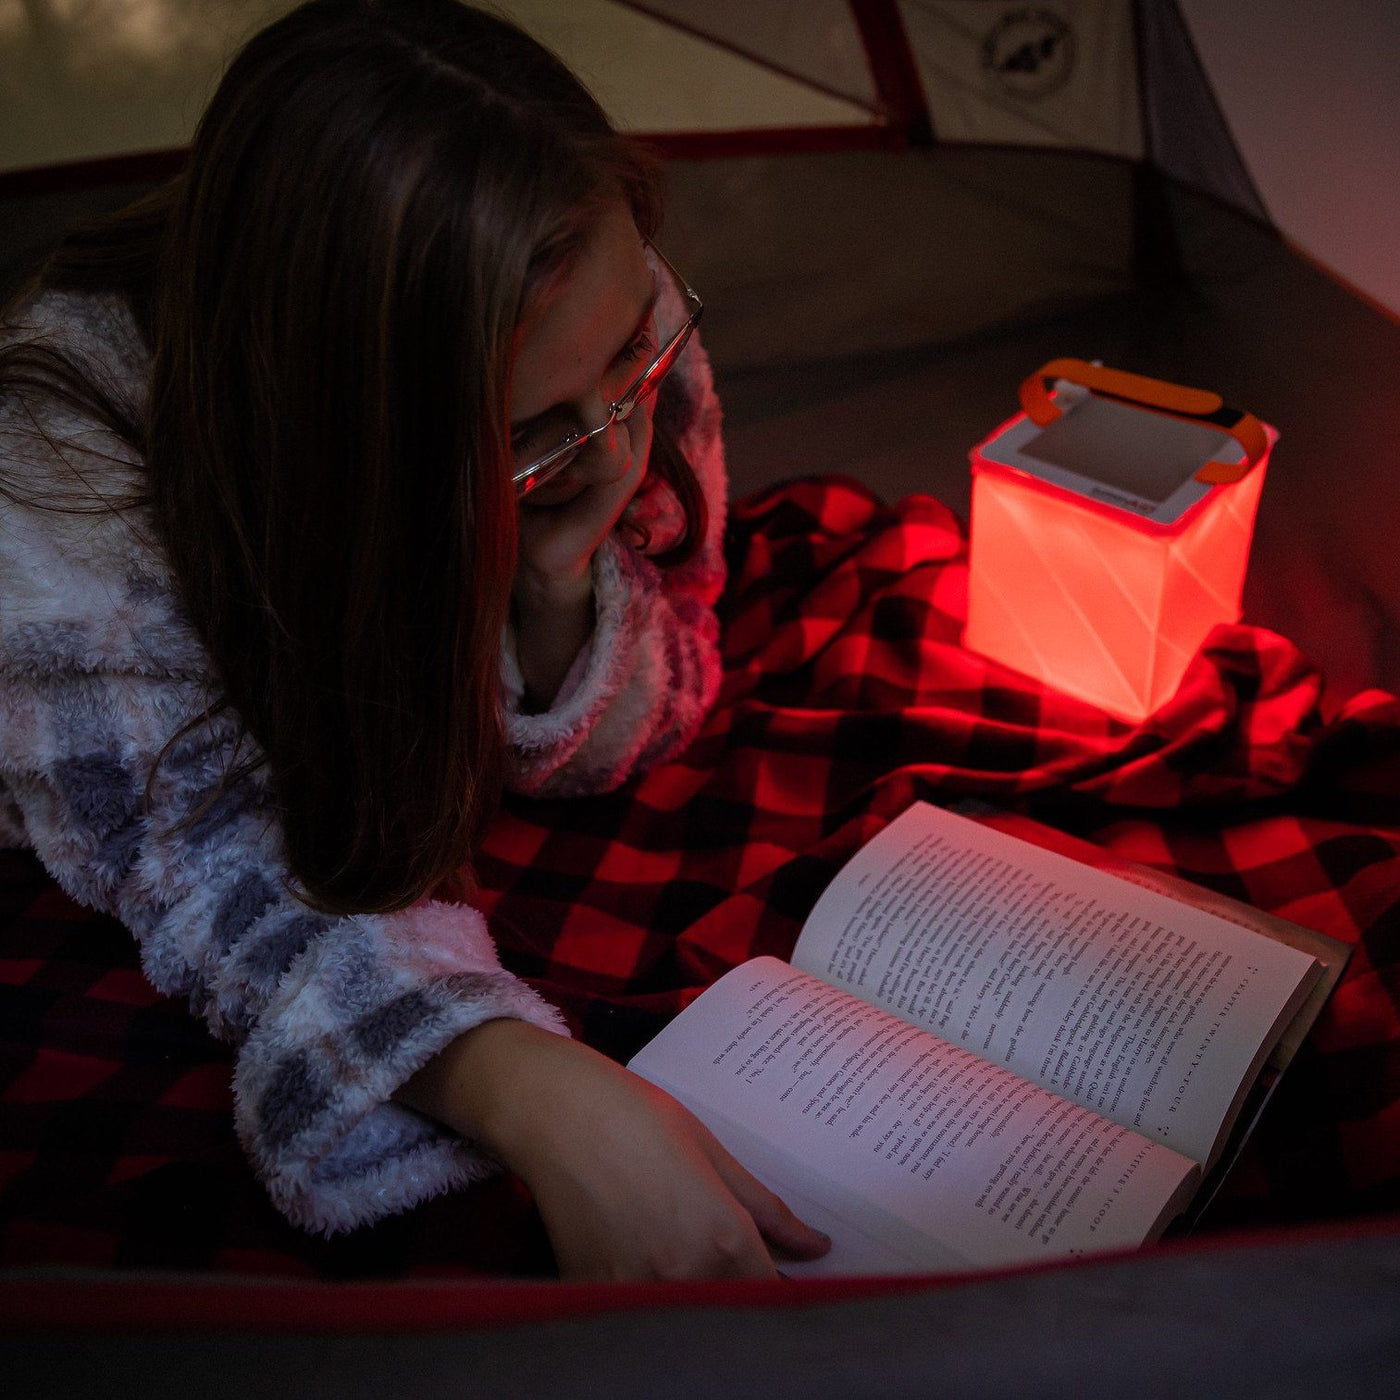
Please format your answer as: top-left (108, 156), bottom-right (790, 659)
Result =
top-left (901, 0), bottom-right (1142, 156)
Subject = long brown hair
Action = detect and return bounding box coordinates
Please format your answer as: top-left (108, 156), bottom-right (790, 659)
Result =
top-left (0, 0), bottom-right (705, 915)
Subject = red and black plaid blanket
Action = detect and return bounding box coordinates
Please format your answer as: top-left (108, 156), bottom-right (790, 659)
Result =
top-left (3, 478), bottom-right (1398, 1279)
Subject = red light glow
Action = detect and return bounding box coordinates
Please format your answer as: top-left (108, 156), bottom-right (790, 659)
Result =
top-left (965, 416), bottom-right (1273, 723)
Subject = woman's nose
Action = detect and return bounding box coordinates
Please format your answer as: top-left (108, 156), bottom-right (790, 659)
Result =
top-left (573, 407), bottom-right (634, 484)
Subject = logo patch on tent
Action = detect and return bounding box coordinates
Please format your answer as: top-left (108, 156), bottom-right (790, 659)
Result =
top-left (982, 8), bottom-right (1075, 101)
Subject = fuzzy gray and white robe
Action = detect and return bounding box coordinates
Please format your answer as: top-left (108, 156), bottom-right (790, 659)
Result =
top-left (0, 279), bottom-right (726, 1235)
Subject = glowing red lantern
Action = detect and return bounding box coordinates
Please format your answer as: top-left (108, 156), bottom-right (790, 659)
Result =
top-left (965, 359), bottom-right (1273, 723)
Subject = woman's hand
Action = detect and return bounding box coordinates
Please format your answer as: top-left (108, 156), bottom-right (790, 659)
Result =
top-left (514, 424), bottom-right (648, 603)
top-left (395, 1018), bottom-right (832, 1281)
top-left (511, 417), bottom-right (651, 709)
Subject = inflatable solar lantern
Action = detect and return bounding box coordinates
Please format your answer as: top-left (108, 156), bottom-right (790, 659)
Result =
top-left (965, 360), bottom-right (1273, 723)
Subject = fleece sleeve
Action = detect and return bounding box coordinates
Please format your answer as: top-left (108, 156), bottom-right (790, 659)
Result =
top-left (502, 313), bottom-right (728, 797)
top-left (0, 405), bottom-right (569, 1238)
top-left (0, 645), bottom-right (571, 1236)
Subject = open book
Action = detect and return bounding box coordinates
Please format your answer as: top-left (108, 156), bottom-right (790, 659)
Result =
top-left (629, 802), bottom-right (1348, 1276)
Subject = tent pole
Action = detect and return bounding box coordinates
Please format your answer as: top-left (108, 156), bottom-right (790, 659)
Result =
top-left (850, 0), bottom-right (934, 146)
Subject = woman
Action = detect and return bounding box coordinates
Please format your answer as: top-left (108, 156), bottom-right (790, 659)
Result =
top-left (0, 0), bottom-right (829, 1279)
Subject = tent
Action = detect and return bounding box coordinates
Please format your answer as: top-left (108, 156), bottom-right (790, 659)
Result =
top-left (2, 2), bottom-right (1398, 1391)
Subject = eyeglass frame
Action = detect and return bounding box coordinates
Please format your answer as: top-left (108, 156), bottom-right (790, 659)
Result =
top-left (510, 243), bottom-right (703, 499)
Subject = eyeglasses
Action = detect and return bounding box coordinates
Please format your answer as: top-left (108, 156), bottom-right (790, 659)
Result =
top-left (511, 244), bottom-right (703, 499)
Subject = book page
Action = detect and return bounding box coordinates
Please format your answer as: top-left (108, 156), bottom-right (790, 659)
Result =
top-left (629, 958), bottom-right (1199, 1275)
top-left (791, 804), bottom-right (1321, 1170)
top-left (964, 807), bottom-right (1349, 1075)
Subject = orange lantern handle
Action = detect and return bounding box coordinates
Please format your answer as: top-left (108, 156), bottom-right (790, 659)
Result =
top-left (1018, 357), bottom-right (1269, 484)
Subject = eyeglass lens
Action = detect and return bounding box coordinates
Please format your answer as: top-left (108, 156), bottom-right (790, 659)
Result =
top-left (513, 294), bottom-right (699, 495)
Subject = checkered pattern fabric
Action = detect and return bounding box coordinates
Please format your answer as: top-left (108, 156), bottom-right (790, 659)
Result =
top-left (3, 477), bottom-right (1398, 1278)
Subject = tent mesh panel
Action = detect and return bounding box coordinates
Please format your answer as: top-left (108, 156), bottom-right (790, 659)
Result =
top-left (1135, 0), bottom-right (1270, 222)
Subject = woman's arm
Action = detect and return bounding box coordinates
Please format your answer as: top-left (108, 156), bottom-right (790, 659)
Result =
top-left (0, 655), bottom-right (573, 1234)
top-left (0, 391), bottom-right (572, 1233)
top-left (395, 1017), bottom-right (830, 1280)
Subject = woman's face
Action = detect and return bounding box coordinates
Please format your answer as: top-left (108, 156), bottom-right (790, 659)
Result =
top-left (509, 199), bottom-right (657, 511)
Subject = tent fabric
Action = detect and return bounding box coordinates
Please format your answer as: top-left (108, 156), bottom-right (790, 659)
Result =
top-left (2, 2), bottom-right (1396, 316)
top-left (1134, 0), bottom-right (1268, 222)
top-left (5, 1227), bottom-right (1400, 1400)
top-left (0, 1), bottom-right (1264, 206)
top-left (2, 477), bottom-right (1398, 1279)
top-left (658, 146), bottom-right (1151, 375)
top-left (901, 0), bottom-right (1141, 157)
top-left (1177, 0), bottom-right (1400, 323)
top-left (2, 1218), bottom-right (1397, 1336)
top-left (507, 0), bottom-right (880, 136)
top-left (2, 1226), bottom-right (1400, 1400)
top-left (613, 0), bottom-right (884, 112)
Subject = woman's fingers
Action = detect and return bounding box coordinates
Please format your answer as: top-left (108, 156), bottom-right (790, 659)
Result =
top-left (705, 1138), bottom-right (832, 1262)
top-left (548, 1161), bottom-right (782, 1283)
top-left (677, 1203), bottom-right (783, 1282)
top-left (476, 1033), bottom-right (827, 1283)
